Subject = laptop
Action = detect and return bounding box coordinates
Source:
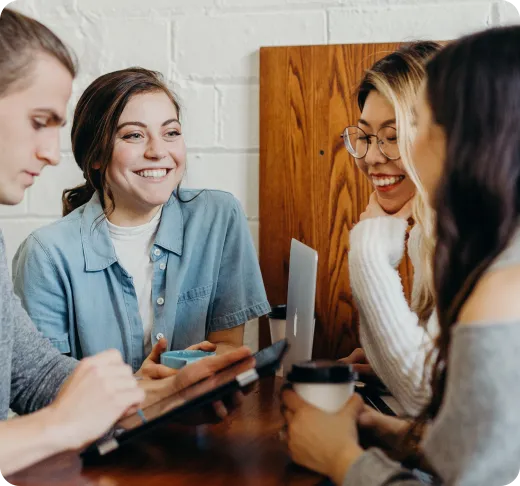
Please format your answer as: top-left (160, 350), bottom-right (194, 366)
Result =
top-left (281, 239), bottom-right (404, 418)
top-left (283, 239), bottom-right (318, 376)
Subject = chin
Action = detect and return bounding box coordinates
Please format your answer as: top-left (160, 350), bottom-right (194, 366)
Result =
top-left (0, 187), bottom-right (25, 206)
top-left (142, 194), bottom-right (172, 207)
top-left (376, 194), bottom-right (408, 215)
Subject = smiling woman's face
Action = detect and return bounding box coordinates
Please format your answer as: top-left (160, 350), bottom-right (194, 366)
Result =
top-left (355, 90), bottom-right (415, 213)
top-left (104, 90), bottom-right (187, 222)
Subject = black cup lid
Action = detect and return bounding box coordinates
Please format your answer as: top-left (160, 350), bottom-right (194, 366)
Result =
top-left (267, 305), bottom-right (317, 319)
top-left (287, 360), bottom-right (357, 384)
top-left (267, 304), bottom-right (287, 319)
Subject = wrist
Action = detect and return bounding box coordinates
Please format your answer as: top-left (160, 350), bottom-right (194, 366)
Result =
top-left (331, 444), bottom-right (364, 485)
top-left (38, 406), bottom-right (78, 453)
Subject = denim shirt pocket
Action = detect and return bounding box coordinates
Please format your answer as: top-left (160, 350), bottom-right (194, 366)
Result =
top-left (175, 283), bottom-right (213, 348)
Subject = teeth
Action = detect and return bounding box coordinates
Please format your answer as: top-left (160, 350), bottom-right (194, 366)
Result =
top-left (372, 176), bottom-right (404, 187)
top-left (136, 169), bottom-right (168, 179)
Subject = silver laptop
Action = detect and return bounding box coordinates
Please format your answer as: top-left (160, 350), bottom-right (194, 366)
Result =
top-left (283, 239), bottom-right (318, 376)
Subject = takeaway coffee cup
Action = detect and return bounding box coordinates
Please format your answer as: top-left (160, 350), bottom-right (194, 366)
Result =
top-left (287, 361), bottom-right (357, 413)
top-left (267, 305), bottom-right (287, 345)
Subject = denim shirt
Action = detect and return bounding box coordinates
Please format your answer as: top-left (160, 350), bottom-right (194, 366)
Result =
top-left (12, 189), bottom-right (270, 372)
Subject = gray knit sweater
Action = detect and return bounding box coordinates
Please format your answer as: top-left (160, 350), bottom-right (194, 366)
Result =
top-left (0, 232), bottom-right (76, 420)
top-left (344, 322), bottom-right (520, 486)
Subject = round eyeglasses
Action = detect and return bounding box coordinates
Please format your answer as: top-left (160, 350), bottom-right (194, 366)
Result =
top-left (341, 125), bottom-right (400, 160)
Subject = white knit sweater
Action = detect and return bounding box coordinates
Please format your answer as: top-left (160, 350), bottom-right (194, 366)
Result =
top-left (348, 217), bottom-right (438, 416)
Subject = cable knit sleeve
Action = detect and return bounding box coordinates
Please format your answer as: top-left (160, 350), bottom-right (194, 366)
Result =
top-left (348, 217), bottom-right (435, 416)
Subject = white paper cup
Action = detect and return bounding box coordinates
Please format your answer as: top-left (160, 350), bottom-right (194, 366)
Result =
top-left (269, 318), bottom-right (286, 345)
top-left (288, 361), bottom-right (357, 413)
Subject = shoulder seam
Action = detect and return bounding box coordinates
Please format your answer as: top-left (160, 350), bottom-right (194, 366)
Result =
top-left (28, 234), bottom-right (62, 279)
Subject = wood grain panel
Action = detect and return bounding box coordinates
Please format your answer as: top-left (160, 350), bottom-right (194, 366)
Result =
top-left (259, 43), bottom-right (414, 359)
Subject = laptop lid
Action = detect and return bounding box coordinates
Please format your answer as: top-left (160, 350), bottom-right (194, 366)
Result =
top-left (283, 239), bottom-right (318, 375)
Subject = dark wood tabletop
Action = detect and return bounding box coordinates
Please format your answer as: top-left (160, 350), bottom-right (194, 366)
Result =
top-left (8, 377), bottom-right (325, 486)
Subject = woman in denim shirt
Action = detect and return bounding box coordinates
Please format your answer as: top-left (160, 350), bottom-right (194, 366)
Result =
top-left (13, 67), bottom-right (270, 372)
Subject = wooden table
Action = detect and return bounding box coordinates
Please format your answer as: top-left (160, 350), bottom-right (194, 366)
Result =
top-left (8, 377), bottom-right (325, 486)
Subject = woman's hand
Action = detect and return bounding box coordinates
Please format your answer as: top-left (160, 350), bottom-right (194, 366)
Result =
top-left (338, 348), bottom-right (374, 376)
top-left (282, 390), bottom-right (365, 485)
top-left (138, 346), bottom-right (253, 422)
top-left (135, 338), bottom-right (177, 380)
top-left (360, 193), bottom-right (414, 222)
top-left (48, 349), bottom-right (145, 451)
top-left (186, 340), bottom-right (218, 352)
top-left (136, 340), bottom-right (218, 380)
top-left (358, 405), bottom-right (411, 452)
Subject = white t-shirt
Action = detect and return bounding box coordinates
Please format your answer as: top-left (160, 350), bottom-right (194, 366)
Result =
top-left (107, 209), bottom-right (162, 356)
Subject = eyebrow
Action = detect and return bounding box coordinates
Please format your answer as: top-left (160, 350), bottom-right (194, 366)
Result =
top-left (358, 118), bottom-right (396, 128)
top-left (117, 118), bottom-right (180, 130)
top-left (36, 108), bottom-right (66, 127)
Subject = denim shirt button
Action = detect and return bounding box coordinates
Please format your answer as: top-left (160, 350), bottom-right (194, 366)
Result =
top-left (154, 248), bottom-right (162, 257)
top-left (157, 297), bottom-right (165, 305)
top-left (159, 263), bottom-right (166, 270)
top-left (156, 332), bottom-right (165, 340)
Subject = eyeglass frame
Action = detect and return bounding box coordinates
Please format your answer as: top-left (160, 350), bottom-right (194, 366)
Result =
top-left (340, 125), bottom-right (400, 161)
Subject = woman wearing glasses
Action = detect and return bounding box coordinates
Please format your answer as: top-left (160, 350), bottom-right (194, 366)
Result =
top-left (283, 26), bottom-right (520, 486)
top-left (341, 42), bottom-right (441, 416)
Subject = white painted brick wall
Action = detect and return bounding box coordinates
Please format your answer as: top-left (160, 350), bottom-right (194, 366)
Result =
top-left (4, 0), bottom-right (519, 352)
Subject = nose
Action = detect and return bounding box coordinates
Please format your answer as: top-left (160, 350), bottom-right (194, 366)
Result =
top-left (364, 139), bottom-right (388, 166)
top-left (36, 130), bottom-right (60, 166)
top-left (144, 137), bottom-right (167, 160)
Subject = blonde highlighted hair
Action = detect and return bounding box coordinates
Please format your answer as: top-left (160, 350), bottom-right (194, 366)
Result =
top-left (357, 41), bottom-right (442, 322)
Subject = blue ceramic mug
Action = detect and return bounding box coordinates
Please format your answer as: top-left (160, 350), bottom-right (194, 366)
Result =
top-left (160, 350), bottom-right (216, 369)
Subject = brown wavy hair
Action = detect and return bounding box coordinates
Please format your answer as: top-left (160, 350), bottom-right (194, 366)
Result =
top-left (418, 25), bottom-right (520, 427)
top-left (0, 8), bottom-right (76, 97)
top-left (63, 67), bottom-right (181, 216)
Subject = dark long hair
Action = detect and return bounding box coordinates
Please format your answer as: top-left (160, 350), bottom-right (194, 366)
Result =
top-left (63, 67), bottom-right (182, 216)
top-left (0, 8), bottom-right (76, 97)
top-left (423, 25), bottom-right (520, 421)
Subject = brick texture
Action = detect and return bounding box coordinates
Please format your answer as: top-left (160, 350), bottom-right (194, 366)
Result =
top-left (4, 0), bottom-right (518, 350)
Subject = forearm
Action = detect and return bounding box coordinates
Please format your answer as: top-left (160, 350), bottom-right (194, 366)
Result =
top-left (342, 448), bottom-right (423, 486)
top-left (0, 407), bottom-right (68, 476)
top-left (208, 324), bottom-right (245, 355)
top-left (349, 218), bottom-right (432, 415)
top-left (332, 445), bottom-right (364, 485)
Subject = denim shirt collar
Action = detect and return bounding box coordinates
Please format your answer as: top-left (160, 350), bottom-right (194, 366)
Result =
top-left (81, 192), bottom-right (184, 272)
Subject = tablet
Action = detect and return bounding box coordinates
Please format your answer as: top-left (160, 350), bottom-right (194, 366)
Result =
top-left (82, 339), bottom-right (289, 459)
